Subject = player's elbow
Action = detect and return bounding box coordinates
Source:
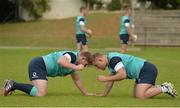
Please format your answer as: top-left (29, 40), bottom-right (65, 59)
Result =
top-left (58, 58), bottom-right (64, 66)
top-left (81, 29), bottom-right (86, 33)
top-left (116, 69), bottom-right (127, 80)
top-left (80, 26), bottom-right (86, 32)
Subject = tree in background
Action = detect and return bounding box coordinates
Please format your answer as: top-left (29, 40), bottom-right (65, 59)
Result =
top-left (82, 0), bottom-right (102, 9)
top-left (20, 0), bottom-right (50, 19)
top-left (139, 0), bottom-right (180, 9)
top-left (107, 0), bottom-right (121, 11)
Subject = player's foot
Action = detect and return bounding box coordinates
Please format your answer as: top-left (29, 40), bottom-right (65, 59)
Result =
top-left (161, 82), bottom-right (177, 98)
top-left (3, 79), bottom-right (15, 96)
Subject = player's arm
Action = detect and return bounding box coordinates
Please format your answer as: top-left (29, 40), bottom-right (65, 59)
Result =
top-left (97, 57), bottom-right (127, 82)
top-left (79, 19), bottom-right (92, 36)
top-left (58, 52), bottom-right (84, 71)
top-left (71, 72), bottom-right (93, 96)
top-left (97, 74), bottom-right (114, 97)
top-left (124, 19), bottom-right (134, 37)
top-left (98, 68), bottom-right (127, 82)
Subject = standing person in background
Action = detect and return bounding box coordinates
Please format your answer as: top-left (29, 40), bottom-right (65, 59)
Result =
top-left (76, 6), bottom-right (93, 52)
top-left (119, 6), bottom-right (136, 53)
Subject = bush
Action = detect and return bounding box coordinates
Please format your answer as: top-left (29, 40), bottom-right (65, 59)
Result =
top-left (107, 0), bottom-right (121, 11)
top-left (152, 0), bottom-right (180, 9)
top-left (140, 0), bottom-right (180, 9)
top-left (21, 0), bottom-right (50, 19)
top-left (82, 0), bottom-right (102, 9)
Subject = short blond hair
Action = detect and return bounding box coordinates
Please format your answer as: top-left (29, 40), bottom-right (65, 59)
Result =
top-left (92, 53), bottom-right (103, 62)
top-left (80, 51), bottom-right (92, 65)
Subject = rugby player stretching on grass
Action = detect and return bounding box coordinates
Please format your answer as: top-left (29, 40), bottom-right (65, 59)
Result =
top-left (92, 52), bottom-right (177, 99)
top-left (3, 51), bottom-right (93, 97)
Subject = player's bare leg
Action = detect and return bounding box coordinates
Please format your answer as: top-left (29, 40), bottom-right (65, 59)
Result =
top-left (32, 80), bottom-right (47, 97)
top-left (134, 82), bottom-right (177, 99)
top-left (77, 43), bottom-right (82, 52)
top-left (135, 83), bottom-right (161, 99)
top-left (82, 45), bottom-right (88, 52)
top-left (121, 44), bottom-right (127, 53)
top-left (132, 83), bottom-right (137, 97)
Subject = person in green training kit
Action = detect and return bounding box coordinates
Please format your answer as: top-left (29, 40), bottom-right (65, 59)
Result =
top-left (119, 6), bottom-right (136, 53)
top-left (3, 51), bottom-right (93, 97)
top-left (76, 6), bottom-right (93, 52)
top-left (92, 52), bottom-right (177, 99)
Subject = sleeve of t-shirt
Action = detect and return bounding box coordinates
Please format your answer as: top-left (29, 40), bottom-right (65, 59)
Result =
top-left (63, 52), bottom-right (77, 64)
top-left (124, 19), bottom-right (130, 27)
top-left (109, 57), bottom-right (124, 72)
top-left (79, 18), bottom-right (85, 26)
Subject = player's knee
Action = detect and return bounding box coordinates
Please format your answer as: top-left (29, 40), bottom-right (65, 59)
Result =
top-left (36, 88), bottom-right (47, 97)
top-left (135, 95), bottom-right (146, 99)
top-left (135, 92), bottom-right (146, 99)
top-left (36, 91), bottom-right (47, 97)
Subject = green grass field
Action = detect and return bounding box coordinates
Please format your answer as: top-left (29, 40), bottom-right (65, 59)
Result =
top-left (0, 12), bottom-right (180, 107)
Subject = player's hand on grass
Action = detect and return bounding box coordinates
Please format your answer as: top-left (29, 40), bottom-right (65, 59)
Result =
top-left (97, 75), bottom-right (107, 82)
top-left (75, 64), bottom-right (84, 71)
top-left (94, 93), bottom-right (106, 97)
top-left (84, 92), bottom-right (95, 96)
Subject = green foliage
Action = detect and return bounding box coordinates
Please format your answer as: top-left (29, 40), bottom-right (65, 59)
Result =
top-left (0, 13), bottom-right (180, 106)
top-left (82, 0), bottom-right (102, 9)
top-left (107, 0), bottom-right (121, 11)
top-left (21, 0), bottom-right (50, 19)
top-left (152, 0), bottom-right (180, 9)
top-left (140, 0), bottom-right (180, 9)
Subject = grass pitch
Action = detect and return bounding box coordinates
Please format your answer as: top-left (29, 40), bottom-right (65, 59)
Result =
top-left (0, 12), bottom-right (180, 107)
top-left (0, 48), bottom-right (180, 107)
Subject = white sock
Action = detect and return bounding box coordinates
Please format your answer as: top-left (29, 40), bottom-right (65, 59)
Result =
top-left (160, 86), bottom-right (168, 92)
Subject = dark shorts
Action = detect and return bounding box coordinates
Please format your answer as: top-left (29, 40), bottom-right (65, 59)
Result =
top-left (28, 57), bottom-right (48, 81)
top-left (120, 34), bottom-right (129, 44)
top-left (76, 34), bottom-right (87, 45)
top-left (136, 62), bottom-right (158, 85)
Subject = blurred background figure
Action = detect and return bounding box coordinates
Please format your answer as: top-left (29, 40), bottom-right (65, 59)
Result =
top-left (75, 6), bottom-right (93, 52)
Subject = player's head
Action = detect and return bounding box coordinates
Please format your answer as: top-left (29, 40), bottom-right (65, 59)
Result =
top-left (80, 6), bottom-right (88, 16)
top-left (92, 53), bottom-right (107, 70)
top-left (124, 5), bottom-right (132, 16)
top-left (78, 51), bottom-right (92, 67)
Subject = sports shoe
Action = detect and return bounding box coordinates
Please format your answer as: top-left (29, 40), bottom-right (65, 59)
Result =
top-left (3, 79), bottom-right (15, 96)
top-left (161, 82), bottom-right (177, 98)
